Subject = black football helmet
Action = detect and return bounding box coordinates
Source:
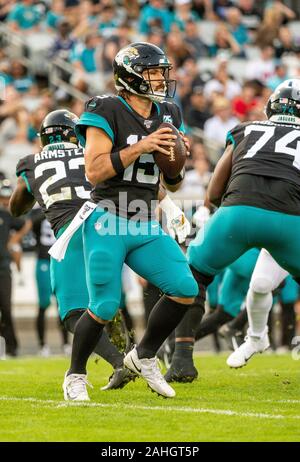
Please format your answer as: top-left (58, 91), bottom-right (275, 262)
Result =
top-left (266, 79), bottom-right (300, 120)
top-left (113, 42), bottom-right (176, 102)
top-left (40, 109), bottom-right (79, 147)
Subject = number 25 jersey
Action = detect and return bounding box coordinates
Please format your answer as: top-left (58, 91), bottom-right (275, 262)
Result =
top-left (222, 120), bottom-right (300, 215)
top-left (75, 95), bottom-right (184, 220)
top-left (16, 142), bottom-right (92, 235)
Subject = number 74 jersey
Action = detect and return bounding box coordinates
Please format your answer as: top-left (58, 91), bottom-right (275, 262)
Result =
top-left (16, 144), bottom-right (92, 236)
top-left (227, 119), bottom-right (300, 181)
top-left (223, 119), bottom-right (300, 214)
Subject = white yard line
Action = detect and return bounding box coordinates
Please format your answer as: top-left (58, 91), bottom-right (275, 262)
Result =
top-left (0, 396), bottom-right (299, 420)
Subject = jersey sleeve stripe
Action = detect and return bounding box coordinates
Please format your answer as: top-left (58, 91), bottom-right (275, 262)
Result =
top-left (19, 171), bottom-right (32, 194)
top-left (75, 112), bottom-right (114, 146)
top-left (178, 121), bottom-right (186, 134)
top-left (226, 132), bottom-right (236, 147)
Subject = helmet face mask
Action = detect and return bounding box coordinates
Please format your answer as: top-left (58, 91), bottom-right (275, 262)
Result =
top-left (113, 42), bottom-right (176, 102)
top-left (266, 79), bottom-right (300, 122)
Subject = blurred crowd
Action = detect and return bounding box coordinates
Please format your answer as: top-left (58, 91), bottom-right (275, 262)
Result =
top-left (0, 0), bottom-right (300, 187)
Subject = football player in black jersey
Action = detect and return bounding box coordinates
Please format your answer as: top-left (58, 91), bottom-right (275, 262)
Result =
top-left (63, 42), bottom-right (202, 399)
top-left (186, 78), bottom-right (300, 367)
top-left (9, 109), bottom-right (138, 390)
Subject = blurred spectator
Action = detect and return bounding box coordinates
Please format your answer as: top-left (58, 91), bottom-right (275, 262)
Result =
top-left (139, 0), bottom-right (174, 35)
top-left (174, 0), bottom-right (199, 31)
top-left (0, 107), bottom-right (34, 182)
top-left (232, 81), bottom-right (258, 121)
top-left (209, 23), bottom-right (242, 57)
top-left (71, 33), bottom-right (104, 93)
top-left (246, 45), bottom-right (275, 84)
top-left (185, 86), bottom-right (211, 129)
top-left (72, 0), bottom-right (98, 38)
top-left (0, 0), bottom-right (14, 22)
top-left (27, 105), bottom-right (52, 147)
top-left (45, 0), bottom-right (66, 30)
top-left (146, 28), bottom-right (165, 49)
top-left (10, 61), bottom-right (35, 94)
top-left (237, 0), bottom-right (262, 31)
top-left (102, 23), bottom-right (131, 73)
top-left (185, 19), bottom-right (209, 58)
top-left (274, 26), bottom-right (300, 59)
top-left (267, 62), bottom-right (290, 91)
top-left (213, 0), bottom-right (235, 20)
top-left (247, 103), bottom-right (267, 121)
top-left (49, 20), bottom-right (76, 60)
top-left (123, 0), bottom-right (140, 20)
top-left (98, 5), bottom-right (119, 37)
top-left (191, 0), bottom-right (215, 20)
top-left (182, 58), bottom-right (206, 88)
top-left (204, 96), bottom-right (239, 146)
top-left (203, 60), bottom-right (241, 101)
top-left (268, 0), bottom-right (296, 25)
top-left (255, 5), bottom-right (282, 48)
top-left (181, 142), bottom-right (212, 197)
top-left (7, 0), bottom-right (42, 32)
top-left (166, 31), bottom-right (193, 68)
top-left (226, 7), bottom-right (249, 49)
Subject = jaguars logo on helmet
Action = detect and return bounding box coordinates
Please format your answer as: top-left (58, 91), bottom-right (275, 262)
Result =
top-left (40, 109), bottom-right (79, 147)
top-left (266, 79), bottom-right (300, 123)
top-left (113, 42), bottom-right (176, 102)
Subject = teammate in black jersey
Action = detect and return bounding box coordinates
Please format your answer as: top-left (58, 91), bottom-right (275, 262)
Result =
top-left (186, 78), bottom-right (300, 366)
top-left (9, 109), bottom-right (137, 390)
top-left (63, 42), bottom-right (201, 400)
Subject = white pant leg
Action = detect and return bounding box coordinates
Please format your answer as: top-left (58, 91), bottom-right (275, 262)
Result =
top-left (247, 249), bottom-right (289, 337)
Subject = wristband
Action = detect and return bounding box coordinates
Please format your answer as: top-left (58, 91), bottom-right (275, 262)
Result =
top-left (110, 151), bottom-right (124, 175)
top-left (163, 168), bottom-right (185, 185)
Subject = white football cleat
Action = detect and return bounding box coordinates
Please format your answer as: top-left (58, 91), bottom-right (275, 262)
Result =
top-left (63, 372), bottom-right (92, 401)
top-left (124, 347), bottom-right (176, 398)
top-left (39, 345), bottom-right (51, 357)
top-left (227, 328), bottom-right (270, 368)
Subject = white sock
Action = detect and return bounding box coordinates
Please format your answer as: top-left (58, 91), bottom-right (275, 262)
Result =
top-left (246, 288), bottom-right (272, 338)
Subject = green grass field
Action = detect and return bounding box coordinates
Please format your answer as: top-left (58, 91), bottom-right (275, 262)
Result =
top-left (0, 353), bottom-right (299, 442)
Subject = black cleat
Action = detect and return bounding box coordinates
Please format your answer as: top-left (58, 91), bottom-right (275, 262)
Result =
top-left (101, 367), bottom-right (137, 391)
top-left (218, 324), bottom-right (244, 351)
top-left (164, 361), bottom-right (198, 383)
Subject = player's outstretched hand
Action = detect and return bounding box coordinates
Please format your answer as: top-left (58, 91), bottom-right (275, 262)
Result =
top-left (137, 128), bottom-right (177, 156)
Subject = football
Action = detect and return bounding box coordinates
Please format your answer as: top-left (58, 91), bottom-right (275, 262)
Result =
top-left (153, 122), bottom-right (187, 178)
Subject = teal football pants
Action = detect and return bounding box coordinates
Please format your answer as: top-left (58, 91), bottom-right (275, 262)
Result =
top-left (188, 205), bottom-right (300, 278)
top-left (83, 208), bottom-right (198, 321)
top-left (50, 224), bottom-right (89, 321)
top-left (36, 259), bottom-right (52, 309)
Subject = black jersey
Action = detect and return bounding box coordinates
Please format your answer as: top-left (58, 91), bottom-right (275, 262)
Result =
top-left (222, 120), bottom-right (300, 215)
top-left (75, 95), bottom-right (184, 220)
top-left (16, 143), bottom-right (92, 235)
top-left (29, 208), bottom-right (56, 260)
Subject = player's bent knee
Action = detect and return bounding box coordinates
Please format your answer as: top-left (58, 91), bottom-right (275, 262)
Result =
top-left (250, 277), bottom-right (273, 294)
top-left (88, 250), bottom-right (114, 285)
top-left (172, 274), bottom-right (199, 299)
top-left (89, 300), bottom-right (120, 322)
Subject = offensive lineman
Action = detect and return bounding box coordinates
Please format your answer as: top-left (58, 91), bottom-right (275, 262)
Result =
top-left (185, 79), bottom-right (300, 366)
